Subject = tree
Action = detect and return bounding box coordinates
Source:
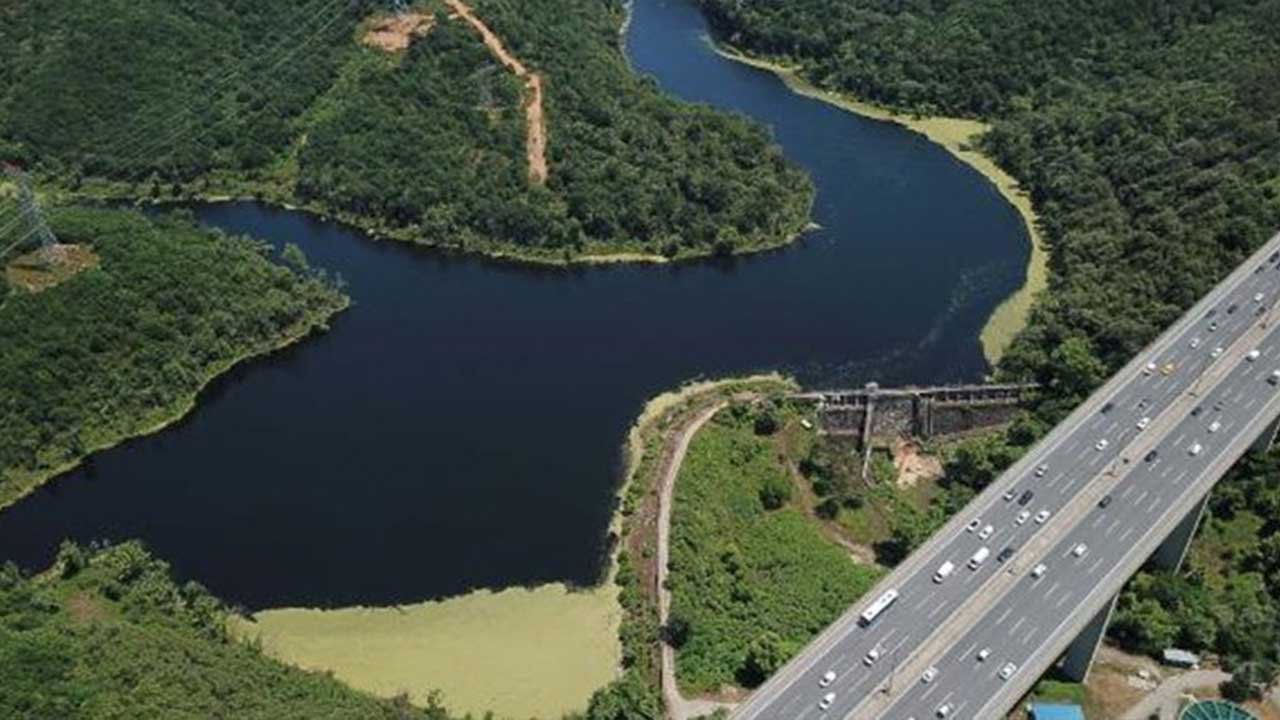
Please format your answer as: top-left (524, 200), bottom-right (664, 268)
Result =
top-left (585, 671), bottom-right (662, 720)
top-left (740, 631), bottom-right (790, 687)
top-left (759, 475), bottom-right (792, 510)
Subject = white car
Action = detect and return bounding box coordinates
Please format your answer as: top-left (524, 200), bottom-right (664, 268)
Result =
top-left (819, 670), bottom-right (836, 688)
top-left (936, 704), bottom-right (954, 718)
top-left (1003, 489), bottom-right (1017, 502)
top-left (1211, 346), bottom-right (1224, 358)
top-left (1015, 510), bottom-right (1031, 525)
top-left (977, 647), bottom-right (991, 662)
top-left (1190, 337), bottom-right (1201, 349)
top-left (978, 524), bottom-right (995, 540)
top-left (1035, 509), bottom-right (1051, 524)
top-left (1031, 563), bottom-right (1047, 578)
top-left (965, 518), bottom-right (981, 532)
top-left (1189, 443), bottom-right (1203, 456)
top-left (999, 662), bottom-right (1018, 680)
top-left (864, 647), bottom-right (881, 666)
top-left (1136, 416), bottom-right (1151, 430)
top-left (1255, 292), bottom-right (1265, 303)
top-left (1209, 420), bottom-right (1221, 433)
top-left (1095, 439), bottom-right (1109, 451)
top-left (1073, 543), bottom-right (1089, 558)
top-left (1034, 464), bottom-right (1048, 477)
top-left (1247, 349), bottom-right (1261, 362)
top-left (921, 666), bottom-right (938, 684)
top-left (819, 692), bottom-right (835, 711)
top-left (1143, 361), bottom-right (1157, 376)
top-left (1271, 369), bottom-right (1280, 386)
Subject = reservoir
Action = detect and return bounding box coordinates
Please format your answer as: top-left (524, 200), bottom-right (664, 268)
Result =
top-left (0, 0), bottom-right (1029, 609)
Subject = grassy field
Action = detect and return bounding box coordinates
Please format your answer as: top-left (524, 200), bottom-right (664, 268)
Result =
top-left (232, 582), bottom-right (622, 720)
top-left (712, 44), bottom-right (1047, 367)
top-left (668, 403), bottom-right (882, 692)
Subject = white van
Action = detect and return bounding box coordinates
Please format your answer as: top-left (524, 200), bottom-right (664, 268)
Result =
top-left (933, 561), bottom-right (955, 583)
top-left (968, 547), bottom-right (991, 570)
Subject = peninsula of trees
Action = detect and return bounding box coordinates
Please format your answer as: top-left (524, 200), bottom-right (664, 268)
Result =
top-left (0, 0), bottom-right (814, 263)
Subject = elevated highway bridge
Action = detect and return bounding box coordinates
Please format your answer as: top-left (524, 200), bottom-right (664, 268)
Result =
top-left (731, 231), bottom-right (1280, 720)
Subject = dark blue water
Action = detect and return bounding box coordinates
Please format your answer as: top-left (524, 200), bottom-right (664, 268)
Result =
top-left (0, 0), bottom-right (1028, 608)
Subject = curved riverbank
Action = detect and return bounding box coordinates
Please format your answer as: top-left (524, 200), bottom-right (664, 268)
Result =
top-left (710, 43), bottom-right (1047, 366)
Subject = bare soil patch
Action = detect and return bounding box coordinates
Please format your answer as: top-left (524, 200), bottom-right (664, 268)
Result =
top-left (6, 243), bottom-right (100, 293)
top-left (444, 0), bottom-right (548, 184)
top-left (892, 438), bottom-right (942, 488)
top-left (65, 591), bottom-right (108, 625)
top-left (361, 12), bottom-right (435, 53)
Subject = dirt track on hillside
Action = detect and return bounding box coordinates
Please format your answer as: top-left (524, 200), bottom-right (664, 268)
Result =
top-left (444, 0), bottom-right (548, 184)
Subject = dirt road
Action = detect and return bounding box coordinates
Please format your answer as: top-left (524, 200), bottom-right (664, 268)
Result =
top-left (444, 0), bottom-right (548, 184)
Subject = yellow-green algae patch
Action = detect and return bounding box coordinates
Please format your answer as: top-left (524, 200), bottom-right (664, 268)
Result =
top-left (713, 44), bottom-right (1047, 367)
top-left (231, 582), bottom-right (621, 720)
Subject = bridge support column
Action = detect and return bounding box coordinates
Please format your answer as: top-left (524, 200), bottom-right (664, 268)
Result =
top-left (1249, 414), bottom-right (1280, 455)
top-left (1150, 492), bottom-right (1210, 573)
top-left (1059, 593), bottom-right (1119, 683)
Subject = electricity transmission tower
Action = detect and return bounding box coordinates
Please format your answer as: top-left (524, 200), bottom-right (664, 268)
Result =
top-left (3, 164), bottom-right (57, 265)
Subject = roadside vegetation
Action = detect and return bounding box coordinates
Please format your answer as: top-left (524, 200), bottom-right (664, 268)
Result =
top-left (0, 206), bottom-right (346, 510)
top-left (0, 0), bottom-right (813, 264)
top-left (666, 402), bottom-right (882, 693)
top-left (0, 541), bottom-right (456, 719)
top-left (696, 0), bottom-right (1280, 693)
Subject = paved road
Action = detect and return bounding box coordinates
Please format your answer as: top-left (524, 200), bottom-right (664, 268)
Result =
top-left (731, 232), bottom-right (1280, 720)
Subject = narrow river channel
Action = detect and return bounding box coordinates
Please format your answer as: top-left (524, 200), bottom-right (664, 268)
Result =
top-left (0, 0), bottom-right (1029, 609)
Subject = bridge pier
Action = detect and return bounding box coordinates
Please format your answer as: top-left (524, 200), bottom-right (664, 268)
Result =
top-left (1150, 492), bottom-right (1211, 573)
top-left (1249, 414), bottom-right (1280, 455)
top-left (1058, 593), bottom-right (1119, 683)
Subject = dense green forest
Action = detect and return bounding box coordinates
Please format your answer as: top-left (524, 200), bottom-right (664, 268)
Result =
top-left (0, 541), bottom-right (457, 719)
top-left (667, 403), bottom-right (881, 692)
top-left (697, 0), bottom-right (1280, 692)
top-left (0, 206), bottom-right (346, 509)
top-left (0, 0), bottom-right (813, 261)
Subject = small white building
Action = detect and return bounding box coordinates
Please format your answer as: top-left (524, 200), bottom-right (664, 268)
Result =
top-left (1162, 648), bottom-right (1201, 669)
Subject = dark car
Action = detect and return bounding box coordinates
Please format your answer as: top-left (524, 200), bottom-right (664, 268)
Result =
top-left (1100, 401), bottom-right (1114, 414)
top-left (1191, 405), bottom-right (1203, 417)
top-left (1269, 251), bottom-right (1278, 263)
top-left (1017, 490), bottom-right (1035, 506)
top-left (1098, 495), bottom-right (1113, 508)
top-left (1144, 449), bottom-right (1159, 462)
top-left (1207, 308), bottom-right (1218, 318)
top-left (997, 547), bottom-right (1016, 563)
top-left (1213, 401), bottom-right (1224, 411)
top-left (1228, 303), bottom-right (1239, 314)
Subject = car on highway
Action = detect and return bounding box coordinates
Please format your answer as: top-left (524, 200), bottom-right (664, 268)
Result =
top-left (1101, 401), bottom-right (1114, 414)
top-left (1189, 442), bottom-right (1203, 456)
top-left (1209, 420), bottom-right (1221, 433)
top-left (1270, 370), bottom-right (1280, 386)
top-left (1213, 401), bottom-right (1224, 411)
top-left (1015, 510), bottom-right (1031, 526)
top-left (978, 524), bottom-right (994, 540)
top-left (999, 663), bottom-right (1018, 680)
top-left (1143, 361), bottom-right (1157, 376)
top-left (1192, 405), bottom-right (1204, 417)
top-left (1255, 292), bottom-right (1265, 303)
top-left (977, 647), bottom-right (991, 662)
top-left (819, 670), bottom-right (836, 688)
top-left (1211, 346), bottom-right (1224, 358)
top-left (933, 561), bottom-right (955, 584)
top-left (1095, 438), bottom-right (1109, 451)
top-left (1003, 488), bottom-right (1017, 501)
top-left (1031, 563), bottom-right (1047, 578)
top-left (1035, 464), bottom-right (1048, 477)
top-left (1018, 490), bottom-right (1035, 506)
top-left (921, 666), bottom-right (938, 684)
top-left (968, 547), bottom-right (991, 569)
top-left (864, 646), bottom-right (881, 666)
top-left (936, 703), bottom-right (954, 718)
top-left (997, 546), bottom-right (1016, 563)
top-left (1228, 302), bottom-right (1239, 314)
top-left (1162, 362), bottom-right (1176, 375)
top-left (1144, 449), bottom-right (1159, 462)
top-left (1073, 543), bottom-right (1089, 558)
top-left (1035, 509), bottom-right (1051, 524)
top-left (1209, 321), bottom-right (1219, 332)
top-left (819, 692), bottom-right (835, 711)
top-left (965, 518), bottom-right (981, 532)
top-left (1098, 495), bottom-right (1113, 508)
top-left (1136, 416), bottom-right (1150, 430)
top-left (1247, 349), bottom-right (1261, 361)
top-left (1190, 337), bottom-right (1201, 349)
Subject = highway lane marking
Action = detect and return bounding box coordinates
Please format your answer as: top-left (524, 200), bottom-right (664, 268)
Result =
top-left (1022, 624), bottom-right (1039, 646)
top-left (1106, 518), bottom-right (1121, 537)
top-left (1147, 496), bottom-right (1163, 514)
top-left (1054, 592), bottom-right (1072, 609)
top-left (995, 607), bottom-right (1012, 625)
top-left (1044, 580), bottom-right (1061, 598)
top-left (928, 601), bottom-right (948, 620)
top-left (1120, 484), bottom-right (1135, 500)
top-left (1008, 617), bottom-right (1026, 637)
top-left (1135, 489), bottom-right (1149, 506)
top-left (1088, 556), bottom-right (1105, 575)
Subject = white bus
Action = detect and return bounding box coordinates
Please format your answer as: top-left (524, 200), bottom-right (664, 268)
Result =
top-left (858, 589), bottom-right (899, 626)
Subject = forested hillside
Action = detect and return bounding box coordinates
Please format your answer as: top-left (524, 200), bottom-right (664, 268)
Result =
top-left (694, 0), bottom-right (1280, 691)
top-left (0, 541), bottom-right (454, 719)
top-left (0, 207), bottom-right (346, 509)
top-left (0, 0), bottom-right (813, 261)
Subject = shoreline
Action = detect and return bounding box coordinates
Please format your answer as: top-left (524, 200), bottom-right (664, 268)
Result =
top-left (0, 296), bottom-right (349, 512)
top-left (710, 43), bottom-right (1047, 367)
